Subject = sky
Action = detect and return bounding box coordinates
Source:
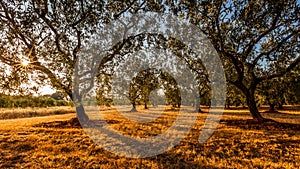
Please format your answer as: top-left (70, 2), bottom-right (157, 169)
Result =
top-left (38, 85), bottom-right (55, 95)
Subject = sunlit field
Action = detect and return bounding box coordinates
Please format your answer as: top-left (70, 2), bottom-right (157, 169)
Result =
top-left (0, 106), bottom-right (75, 120)
top-left (0, 106), bottom-right (299, 168)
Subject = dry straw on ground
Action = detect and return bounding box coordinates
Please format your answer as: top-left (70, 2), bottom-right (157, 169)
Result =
top-left (0, 106), bottom-right (299, 168)
top-left (0, 106), bottom-right (75, 120)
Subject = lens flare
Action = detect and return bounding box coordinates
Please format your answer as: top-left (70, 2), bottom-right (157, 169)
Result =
top-left (21, 60), bottom-right (30, 67)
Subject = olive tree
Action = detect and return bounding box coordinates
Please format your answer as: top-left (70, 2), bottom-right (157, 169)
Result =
top-left (174, 0), bottom-right (300, 122)
top-left (0, 0), bottom-right (135, 120)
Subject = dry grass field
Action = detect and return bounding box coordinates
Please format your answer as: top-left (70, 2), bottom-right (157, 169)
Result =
top-left (0, 106), bottom-right (75, 120)
top-left (0, 106), bottom-right (299, 168)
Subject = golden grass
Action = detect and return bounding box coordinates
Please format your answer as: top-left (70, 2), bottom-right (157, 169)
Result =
top-left (0, 106), bottom-right (299, 168)
top-left (0, 106), bottom-right (75, 120)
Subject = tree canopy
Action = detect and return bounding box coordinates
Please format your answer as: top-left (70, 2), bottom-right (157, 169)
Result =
top-left (0, 0), bottom-right (299, 122)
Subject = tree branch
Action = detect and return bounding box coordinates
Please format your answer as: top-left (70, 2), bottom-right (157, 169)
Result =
top-left (32, 0), bottom-right (71, 64)
top-left (252, 30), bottom-right (297, 67)
top-left (258, 56), bottom-right (300, 82)
top-left (242, 7), bottom-right (282, 58)
top-left (113, 1), bottom-right (135, 19)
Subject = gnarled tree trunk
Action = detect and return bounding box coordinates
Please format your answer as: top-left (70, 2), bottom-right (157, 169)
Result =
top-left (244, 88), bottom-right (275, 122)
top-left (246, 94), bottom-right (264, 121)
top-left (234, 82), bottom-right (272, 123)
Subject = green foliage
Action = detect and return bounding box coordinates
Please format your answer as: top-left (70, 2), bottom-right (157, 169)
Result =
top-left (257, 67), bottom-right (300, 108)
top-left (127, 68), bottom-right (185, 108)
top-left (0, 0), bottom-right (299, 121)
top-left (226, 84), bottom-right (247, 108)
top-left (0, 94), bottom-right (71, 108)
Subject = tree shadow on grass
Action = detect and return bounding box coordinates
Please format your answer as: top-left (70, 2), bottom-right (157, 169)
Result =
top-left (31, 119), bottom-right (222, 168)
top-left (147, 153), bottom-right (220, 169)
top-left (32, 118), bottom-right (122, 129)
top-left (221, 119), bottom-right (300, 131)
top-left (31, 115), bottom-right (300, 168)
top-left (33, 117), bottom-right (82, 128)
top-left (0, 136), bottom-right (35, 168)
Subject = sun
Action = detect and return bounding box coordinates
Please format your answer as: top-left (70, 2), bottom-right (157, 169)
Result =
top-left (21, 60), bottom-right (30, 67)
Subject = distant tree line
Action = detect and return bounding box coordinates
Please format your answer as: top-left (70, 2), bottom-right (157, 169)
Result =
top-left (0, 93), bottom-right (72, 108)
top-left (97, 70), bottom-right (300, 112)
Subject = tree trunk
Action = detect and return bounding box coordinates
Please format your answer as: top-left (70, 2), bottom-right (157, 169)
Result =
top-left (144, 102), bottom-right (148, 109)
top-left (225, 99), bottom-right (230, 109)
top-left (246, 90), bottom-right (265, 122)
top-left (226, 103), bottom-right (230, 109)
top-left (232, 82), bottom-right (275, 123)
top-left (131, 103), bottom-right (138, 112)
top-left (76, 104), bottom-right (89, 121)
top-left (195, 96), bottom-right (203, 113)
top-left (69, 92), bottom-right (89, 122)
top-left (269, 103), bottom-right (275, 112)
